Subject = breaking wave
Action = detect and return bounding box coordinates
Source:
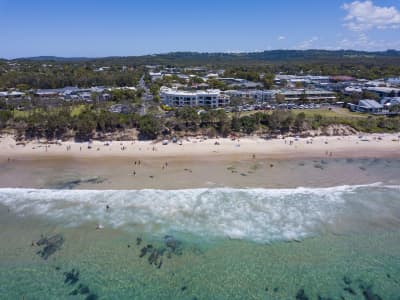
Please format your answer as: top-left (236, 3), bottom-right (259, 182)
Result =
top-left (0, 184), bottom-right (400, 243)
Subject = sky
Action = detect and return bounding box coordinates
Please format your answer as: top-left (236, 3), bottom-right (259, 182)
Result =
top-left (0, 0), bottom-right (400, 58)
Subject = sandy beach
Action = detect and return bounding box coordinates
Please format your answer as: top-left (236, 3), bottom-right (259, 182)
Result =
top-left (1, 132), bottom-right (400, 190)
top-left (1, 133), bottom-right (400, 161)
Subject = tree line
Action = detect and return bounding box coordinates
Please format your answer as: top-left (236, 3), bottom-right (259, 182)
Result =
top-left (1, 105), bottom-right (400, 142)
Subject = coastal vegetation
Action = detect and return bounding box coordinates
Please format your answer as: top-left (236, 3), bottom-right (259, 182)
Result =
top-left (1, 104), bottom-right (399, 141)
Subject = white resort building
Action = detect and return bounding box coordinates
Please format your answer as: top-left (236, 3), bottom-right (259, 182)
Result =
top-left (160, 86), bottom-right (230, 108)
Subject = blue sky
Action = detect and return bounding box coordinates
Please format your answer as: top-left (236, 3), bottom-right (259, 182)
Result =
top-left (0, 0), bottom-right (400, 58)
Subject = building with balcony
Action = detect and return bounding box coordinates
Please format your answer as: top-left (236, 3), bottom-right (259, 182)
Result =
top-left (160, 86), bottom-right (230, 108)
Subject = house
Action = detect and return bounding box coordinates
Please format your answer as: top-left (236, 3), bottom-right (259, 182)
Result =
top-left (381, 97), bottom-right (400, 108)
top-left (0, 91), bottom-right (26, 99)
top-left (149, 72), bottom-right (163, 81)
top-left (366, 87), bottom-right (400, 98)
top-left (357, 99), bottom-right (384, 113)
top-left (108, 104), bottom-right (131, 114)
top-left (344, 86), bottom-right (362, 95)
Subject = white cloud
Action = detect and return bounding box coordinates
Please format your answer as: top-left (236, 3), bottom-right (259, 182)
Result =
top-left (297, 36), bottom-right (319, 50)
top-left (277, 36), bottom-right (286, 41)
top-left (336, 32), bottom-right (400, 50)
top-left (342, 1), bottom-right (400, 31)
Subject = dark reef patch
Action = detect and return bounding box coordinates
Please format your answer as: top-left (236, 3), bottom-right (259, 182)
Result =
top-left (36, 234), bottom-right (64, 260)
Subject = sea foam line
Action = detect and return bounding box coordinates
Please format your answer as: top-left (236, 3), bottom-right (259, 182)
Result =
top-left (0, 184), bottom-right (399, 243)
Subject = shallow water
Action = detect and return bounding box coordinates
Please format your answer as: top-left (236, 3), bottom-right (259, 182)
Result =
top-left (1, 157), bottom-right (400, 189)
top-left (1, 182), bottom-right (400, 299)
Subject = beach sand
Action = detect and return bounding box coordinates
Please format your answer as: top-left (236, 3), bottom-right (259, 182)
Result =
top-left (1, 133), bottom-right (400, 161)
top-left (1, 133), bottom-right (400, 189)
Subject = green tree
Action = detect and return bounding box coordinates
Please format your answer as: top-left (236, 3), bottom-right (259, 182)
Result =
top-left (294, 112), bottom-right (306, 132)
top-left (138, 114), bottom-right (161, 140)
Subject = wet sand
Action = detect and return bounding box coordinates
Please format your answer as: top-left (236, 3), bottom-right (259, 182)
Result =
top-left (1, 156), bottom-right (400, 189)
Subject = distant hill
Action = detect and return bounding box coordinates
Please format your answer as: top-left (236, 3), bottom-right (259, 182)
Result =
top-left (6, 50), bottom-right (400, 66)
top-left (17, 56), bottom-right (94, 62)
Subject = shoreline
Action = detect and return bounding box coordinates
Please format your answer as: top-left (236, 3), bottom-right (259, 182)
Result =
top-left (1, 133), bottom-right (400, 161)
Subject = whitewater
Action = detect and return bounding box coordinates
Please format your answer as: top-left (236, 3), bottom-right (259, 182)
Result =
top-left (1, 184), bottom-right (399, 243)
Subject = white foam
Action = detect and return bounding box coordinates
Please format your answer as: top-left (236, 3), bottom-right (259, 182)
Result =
top-left (0, 184), bottom-right (399, 243)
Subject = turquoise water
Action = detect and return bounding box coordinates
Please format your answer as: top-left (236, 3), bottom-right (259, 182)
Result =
top-left (1, 185), bottom-right (400, 299)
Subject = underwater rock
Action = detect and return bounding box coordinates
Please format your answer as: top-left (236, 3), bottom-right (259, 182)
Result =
top-left (313, 164), bottom-right (324, 170)
top-left (157, 258), bottom-right (163, 269)
top-left (138, 237), bottom-right (182, 269)
top-left (36, 235), bottom-right (48, 246)
top-left (69, 284), bottom-right (91, 296)
top-left (70, 284), bottom-right (90, 296)
top-left (296, 288), bottom-right (309, 300)
top-left (79, 285), bottom-right (90, 295)
top-left (85, 293), bottom-right (98, 300)
top-left (52, 177), bottom-right (105, 189)
top-left (55, 179), bottom-right (81, 189)
top-left (181, 286), bottom-right (187, 291)
top-left (85, 177), bottom-right (104, 184)
top-left (136, 237), bottom-right (142, 245)
top-left (344, 286), bottom-right (357, 295)
top-left (36, 234), bottom-right (64, 260)
top-left (164, 235), bottom-right (182, 255)
top-left (69, 289), bottom-right (79, 296)
top-left (360, 284), bottom-right (382, 300)
top-left (343, 276), bottom-right (352, 285)
top-left (148, 249), bottom-right (160, 265)
top-left (164, 235), bottom-right (178, 250)
top-left (139, 246), bottom-right (148, 258)
top-left (64, 268), bottom-right (79, 285)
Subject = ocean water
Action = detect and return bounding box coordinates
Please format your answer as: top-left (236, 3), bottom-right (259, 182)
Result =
top-left (1, 184), bottom-right (400, 299)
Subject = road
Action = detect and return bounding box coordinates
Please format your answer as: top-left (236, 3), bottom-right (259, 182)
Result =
top-left (137, 75), bottom-right (154, 116)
